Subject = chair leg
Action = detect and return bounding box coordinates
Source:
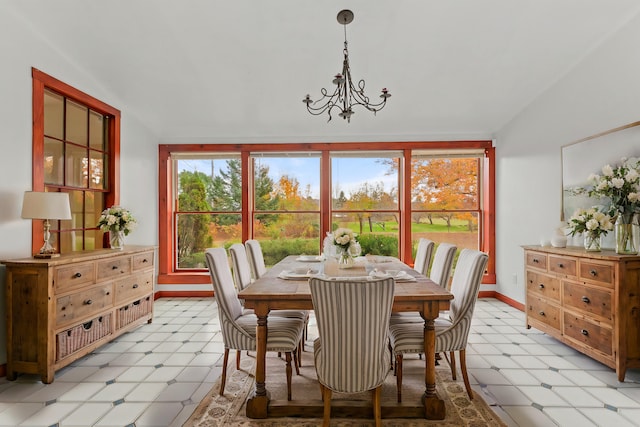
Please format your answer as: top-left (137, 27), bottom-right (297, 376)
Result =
top-left (285, 352), bottom-right (293, 400)
top-left (450, 350), bottom-right (457, 380)
top-left (220, 348), bottom-right (229, 396)
top-left (460, 349), bottom-right (473, 400)
top-left (322, 385), bottom-right (332, 427)
top-left (292, 348), bottom-right (300, 375)
top-left (236, 350), bottom-right (241, 370)
top-left (395, 353), bottom-right (403, 403)
top-left (372, 386), bottom-right (382, 427)
top-left (298, 339), bottom-right (303, 367)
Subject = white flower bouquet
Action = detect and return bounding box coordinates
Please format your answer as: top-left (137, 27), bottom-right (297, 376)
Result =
top-left (97, 206), bottom-right (137, 235)
top-left (332, 227), bottom-right (361, 256)
top-left (578, 157), bottom-right (640, 216)
top-left (567, 207), bottom-right (613, 238)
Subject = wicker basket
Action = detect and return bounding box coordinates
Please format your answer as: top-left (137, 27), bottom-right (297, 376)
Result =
top-left (117, 296), bottom-right (152, 329)
top-left (56, 314), bottom-right (112, 361)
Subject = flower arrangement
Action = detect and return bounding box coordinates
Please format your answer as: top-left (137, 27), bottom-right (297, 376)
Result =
top-left (572, 157), bottom-right (640, 253)
top-left (567, 207), bottom-right (613, 238)
top-left (577, 157), bottom-right (640, 216)
top-left (332, 227), bottom-right (360, 255)
top-left (97, 206), bottom-right (137, 235)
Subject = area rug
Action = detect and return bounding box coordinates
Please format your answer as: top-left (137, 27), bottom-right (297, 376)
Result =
top-left (184, 349), bottom-right (506, 427)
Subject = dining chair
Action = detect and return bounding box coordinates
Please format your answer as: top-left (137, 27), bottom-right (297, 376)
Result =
top-left (413, 238), bottom-right (435, 276)
top-left (310, 276), bottom-right (395, 427)
top-left (429, 242), bottom-right (457, 288)
top-left (388, 249), bottom-right (489, 402)
top-left (245, 239), bottom-right (267, 280)
top-left (205, 247), bottom-right (304, 400)
top-left (230, 242), bottom-right (309, 361)
top-left (389, 242), bottom-right (457, 327)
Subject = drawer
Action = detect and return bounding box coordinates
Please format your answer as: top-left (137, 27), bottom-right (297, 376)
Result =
top-left (563, 281), bottom-right (612, 321)
top-left (97, 256), bottom-right (131, 280)
top-left (54, 262), bottom-right (95, 293)
top-left (526, 271), bottom-right (560, 301)
top-left (56, 285), bottom-right (113, 326)
top-left (563, 312), bottom-right (612, 356)
top-left (115, 272), bottom-right (153, 304)
top-left (526, 294), bottom-right (561, 330)
top-left (579, 261), bottom-right (614, 287)
top-left (133, 252), bottom-right (154, 271)
top-left (526, 252), bottom-right (548, 271)
top-left (548, 255), bottom-right (577, 277)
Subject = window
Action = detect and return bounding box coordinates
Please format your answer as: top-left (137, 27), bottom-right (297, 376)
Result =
top-left (32, 68), bottom-right (120, 254)
top-left (159, 142), bottom-right (495, 285)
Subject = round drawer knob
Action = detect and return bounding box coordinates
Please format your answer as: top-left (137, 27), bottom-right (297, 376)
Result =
top-left (133, 284), bottom-right (139, 289)
top-left (533, 258), bottom-right (539, 263)
top-left (581, 296), bottom-right (590, 304)
top-left (590, 270), bottom-right (597, 276)
top-left (581, 329), bottom-right (589, 336)
top-left (558, 263), bottom-right (564, 268)
top-left (84, 299), bottom-right (93, 305)
top-left (538, 284), bottom-right (545, 289)
top-left (538, 311), bottom-right (545, 316)
top-left (73, 272), bottom-right (82, 278)
top-left (112, 265), bottom-right (119, 270)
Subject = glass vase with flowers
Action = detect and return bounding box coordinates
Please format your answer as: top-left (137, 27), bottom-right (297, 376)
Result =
top-left (567, 207), bottom-right (613, 252)
top-left (97, 206), bottom-right (137, 250)
top-left (332, 227), bottom-right (361, 268)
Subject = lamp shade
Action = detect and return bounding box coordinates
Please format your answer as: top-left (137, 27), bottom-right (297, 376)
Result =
top-left (21, 191), bottom-right (72, 220)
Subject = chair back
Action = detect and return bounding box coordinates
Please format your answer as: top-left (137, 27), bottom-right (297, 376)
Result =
top-left (310, 277), bottom-right (395, 393)
top-left (441, 249), bottom-right (489, 349)
top-left (429, 243), bottom-right (457, 288)
top-left (413, 238), bottom-right (435, 275)
top-left (245, 239), bottom-right (267, 279)
top-left (205, 248), bottom-right (254, 347)
top-left (229, 243), bottom-right (253, 291)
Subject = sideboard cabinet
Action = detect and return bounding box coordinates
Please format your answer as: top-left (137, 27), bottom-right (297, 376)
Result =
top-left (523, 245), bottom-right (640, 381)
top-left (2, 246), bottom-right (155, 383)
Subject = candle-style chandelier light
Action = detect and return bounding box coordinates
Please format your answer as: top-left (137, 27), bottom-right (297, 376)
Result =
top-left (303, 9), bottom-right (391, 123)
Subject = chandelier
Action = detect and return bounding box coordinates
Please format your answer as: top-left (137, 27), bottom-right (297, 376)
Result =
top-left (303, 9), bottom-right (391, 123)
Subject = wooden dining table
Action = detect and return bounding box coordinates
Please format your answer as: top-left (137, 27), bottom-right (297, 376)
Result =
top-left (237, 255), bottom-right (453, 420)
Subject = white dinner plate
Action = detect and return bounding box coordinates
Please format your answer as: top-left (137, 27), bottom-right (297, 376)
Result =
top-left (296, 255), bottom-right (323, 262)
top-left (369, 270), bottom-right (416, 282)
top-left (278, 269), bottom-right (320, 280)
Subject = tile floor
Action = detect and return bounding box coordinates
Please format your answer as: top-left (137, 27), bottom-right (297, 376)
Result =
top-left (0, 298), bottom-right (639, 426)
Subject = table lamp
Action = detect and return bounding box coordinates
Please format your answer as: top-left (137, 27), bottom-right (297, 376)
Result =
top-left (21, 191), bottom-right (72, 258)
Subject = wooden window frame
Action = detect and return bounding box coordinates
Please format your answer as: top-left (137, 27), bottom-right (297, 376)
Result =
top-left (158, 141), bottom-right (495, 285)
top-left (31, 68), bottom-right (121, 253)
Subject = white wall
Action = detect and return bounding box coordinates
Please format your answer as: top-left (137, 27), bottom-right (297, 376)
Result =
top-left (495, 13), bottom-right (640, 302)
top-left (0, 7), bottom-right (159, 364)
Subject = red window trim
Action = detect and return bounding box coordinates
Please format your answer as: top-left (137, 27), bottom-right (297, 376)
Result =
top-left (31, 68), bottom-right (121, 252)
top-left (158, 141), bottom-right (495, 285)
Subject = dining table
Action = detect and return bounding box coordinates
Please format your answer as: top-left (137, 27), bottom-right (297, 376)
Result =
top-left (237, 254), bottom-right (453, 420)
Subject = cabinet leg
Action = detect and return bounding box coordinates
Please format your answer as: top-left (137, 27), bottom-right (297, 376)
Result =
top-left (6, 371), bottom-right (16, 381)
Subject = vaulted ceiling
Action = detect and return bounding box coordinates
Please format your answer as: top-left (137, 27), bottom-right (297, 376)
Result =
top-left (7, 0), bottom-right (640, 141)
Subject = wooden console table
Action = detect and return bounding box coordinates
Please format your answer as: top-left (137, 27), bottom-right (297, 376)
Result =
top-left (2, 246), bottom-right (156, 383)
top-left (523, 245), bottom-right (640, 381)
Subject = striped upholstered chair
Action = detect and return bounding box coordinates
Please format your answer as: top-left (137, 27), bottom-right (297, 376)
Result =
top-left (389, 242), bottom-right (457, 327)
top-left (205, 248), bottom-right (304, 400)
top-left (245, 239), bottom-right (268, 280)
top-left (389, 249), bottom-right (488, 402)
top-left (413, 238), bottom-right (435, 276)
top-left (229, 242), bottom-right (309, 360)
top-left (429, 242), bottom-right (457, 288)
top-left (310, 277), bottom-right (395, 427)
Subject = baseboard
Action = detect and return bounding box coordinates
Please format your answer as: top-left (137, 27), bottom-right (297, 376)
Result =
top-left (479, 290), bottom-right (524, 311)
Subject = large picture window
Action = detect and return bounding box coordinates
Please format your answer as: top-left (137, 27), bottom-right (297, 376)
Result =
top-left (158, 142), bottom-right (495, 285)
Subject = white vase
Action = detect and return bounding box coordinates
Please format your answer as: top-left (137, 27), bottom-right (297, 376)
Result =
top-left (109, 230), bottom-right (125, 250)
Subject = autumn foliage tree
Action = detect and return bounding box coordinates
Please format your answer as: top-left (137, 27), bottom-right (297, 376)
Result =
top-left (411, 158), bottom-right (479, 230)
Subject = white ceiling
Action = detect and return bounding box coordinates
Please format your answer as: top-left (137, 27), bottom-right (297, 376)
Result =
top-left (7, 0), bottom-right (640, 141)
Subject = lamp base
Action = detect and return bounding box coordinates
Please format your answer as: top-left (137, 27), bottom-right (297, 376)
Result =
top-left (34, 253), bottom-right (60, 259)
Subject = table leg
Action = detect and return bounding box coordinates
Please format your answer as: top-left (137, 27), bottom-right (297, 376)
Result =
top-left (246, 306), bottom-right (269, 418)
top-left (422, 307), bottom-right (446, 419)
